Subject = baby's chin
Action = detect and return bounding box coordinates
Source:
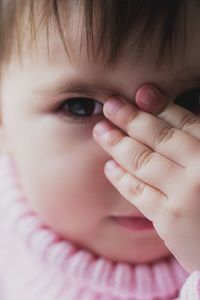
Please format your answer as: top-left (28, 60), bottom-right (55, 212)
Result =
top-left (91, 244), bottom-right (171, 265)
top-left (68, 232), bottom-right (172, 265)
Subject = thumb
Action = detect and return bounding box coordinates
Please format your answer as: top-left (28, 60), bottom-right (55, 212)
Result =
top-left (135, 84), bottom-right (169, 115)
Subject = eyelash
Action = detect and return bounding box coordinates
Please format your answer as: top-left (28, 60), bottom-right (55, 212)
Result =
top-left (56, 97), bottom-right (104, 123)
top-left (55, 89), bottom-right (200, 123)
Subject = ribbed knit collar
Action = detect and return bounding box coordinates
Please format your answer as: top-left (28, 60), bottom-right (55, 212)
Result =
top-left (0, 155), bottom-right (189, 299)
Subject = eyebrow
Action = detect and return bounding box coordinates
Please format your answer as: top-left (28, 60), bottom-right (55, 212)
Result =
top-left (34, 82), bottom-right (134, 101)
top-left (34, 74), bottom-right (200, 101)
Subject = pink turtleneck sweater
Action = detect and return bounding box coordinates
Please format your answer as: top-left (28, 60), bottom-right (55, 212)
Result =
top-left (0, 155), bottom-right (199, 300)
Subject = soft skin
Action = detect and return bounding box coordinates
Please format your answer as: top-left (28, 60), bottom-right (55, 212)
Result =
top-left (1, 5), bottom-right (200, 264)
top-left (93, 86), bottom-right (200, 272)
top-left (0, 60), bottom-right (172, 265)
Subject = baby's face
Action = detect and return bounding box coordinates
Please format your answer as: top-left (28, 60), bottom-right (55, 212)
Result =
top-left (1, 13), bottom-right (200, 264)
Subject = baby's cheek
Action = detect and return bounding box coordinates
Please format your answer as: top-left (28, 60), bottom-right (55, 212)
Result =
top-left (24, 157), bottom-right (107, 236)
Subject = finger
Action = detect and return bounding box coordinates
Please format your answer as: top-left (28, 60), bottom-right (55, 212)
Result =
top-left (93, 123), bottom-right (182, 194)
top-left (135, 84), bottom-right (169, 115)
top-left (136, 85), bottom-right (200, 140)
top-left (104, 159), bottom-right (166, 221)
top-left (103, 97), bottom-right (200, 167)
top-left (158, 102), bottom-right (200, 139)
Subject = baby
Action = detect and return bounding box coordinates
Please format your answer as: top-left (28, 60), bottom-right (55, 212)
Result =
top-left (0, 0), bottom-right (200, 299)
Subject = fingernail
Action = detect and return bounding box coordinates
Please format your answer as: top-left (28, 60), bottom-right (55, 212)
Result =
top-left (94, 121), bottom-right (112, 136)
top-left (104, 98), bottom-right (123, 114)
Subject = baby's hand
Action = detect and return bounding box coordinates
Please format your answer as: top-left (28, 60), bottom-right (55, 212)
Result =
top-left (93, 85), bottom-right (200, 273)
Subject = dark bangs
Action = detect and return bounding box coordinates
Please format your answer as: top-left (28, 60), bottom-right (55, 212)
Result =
top-left (82, 0), bottom-right (188, 67)
top-left (0, 0), bottom-right (191, 69)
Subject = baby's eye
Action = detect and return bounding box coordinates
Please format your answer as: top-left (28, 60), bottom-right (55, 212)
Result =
top-left (174, 89), bottom-right (200, 115)
top-left (57, 97), bottom-right (103, 122)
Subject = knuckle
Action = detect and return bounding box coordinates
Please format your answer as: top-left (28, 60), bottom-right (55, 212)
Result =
top-left (126, 110), bottom-right (138, 133)
top-left (131, 180), bottom-right (146, 197)
top-left (155, 204), bottom-right (182, 239)
top-left (132, 149), bottom-right (153, 172)
top-left (116, 171), bottom-right (131, 193)
top-left (119, 172), bottom-right (146, 197)
top-left (166, 203), bottom-right (182, 223)
top-left (109, 132), bottom-right (123, 147)
top-left (115, 167), bottom-right (126, 182)
top-left (118, 171), bottom-right (146, 199)
top-left (180, 114), bottom-right (200, 131)
top-left (155, 127), bottom-right (176, 146)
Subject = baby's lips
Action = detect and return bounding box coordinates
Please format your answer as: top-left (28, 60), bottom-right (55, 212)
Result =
top-left (135, 84), bottom-right (168, 115)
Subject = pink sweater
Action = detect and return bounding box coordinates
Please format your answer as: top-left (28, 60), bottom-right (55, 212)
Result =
top-left (0, 155), bottom-right (199, 300)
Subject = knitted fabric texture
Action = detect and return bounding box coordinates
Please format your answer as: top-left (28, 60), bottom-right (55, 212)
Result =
top-left (0, 155), bottom-right (191, 300)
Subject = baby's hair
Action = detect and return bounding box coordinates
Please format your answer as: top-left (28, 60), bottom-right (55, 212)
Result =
top-left (0, 0), bottom-right (191, 72)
